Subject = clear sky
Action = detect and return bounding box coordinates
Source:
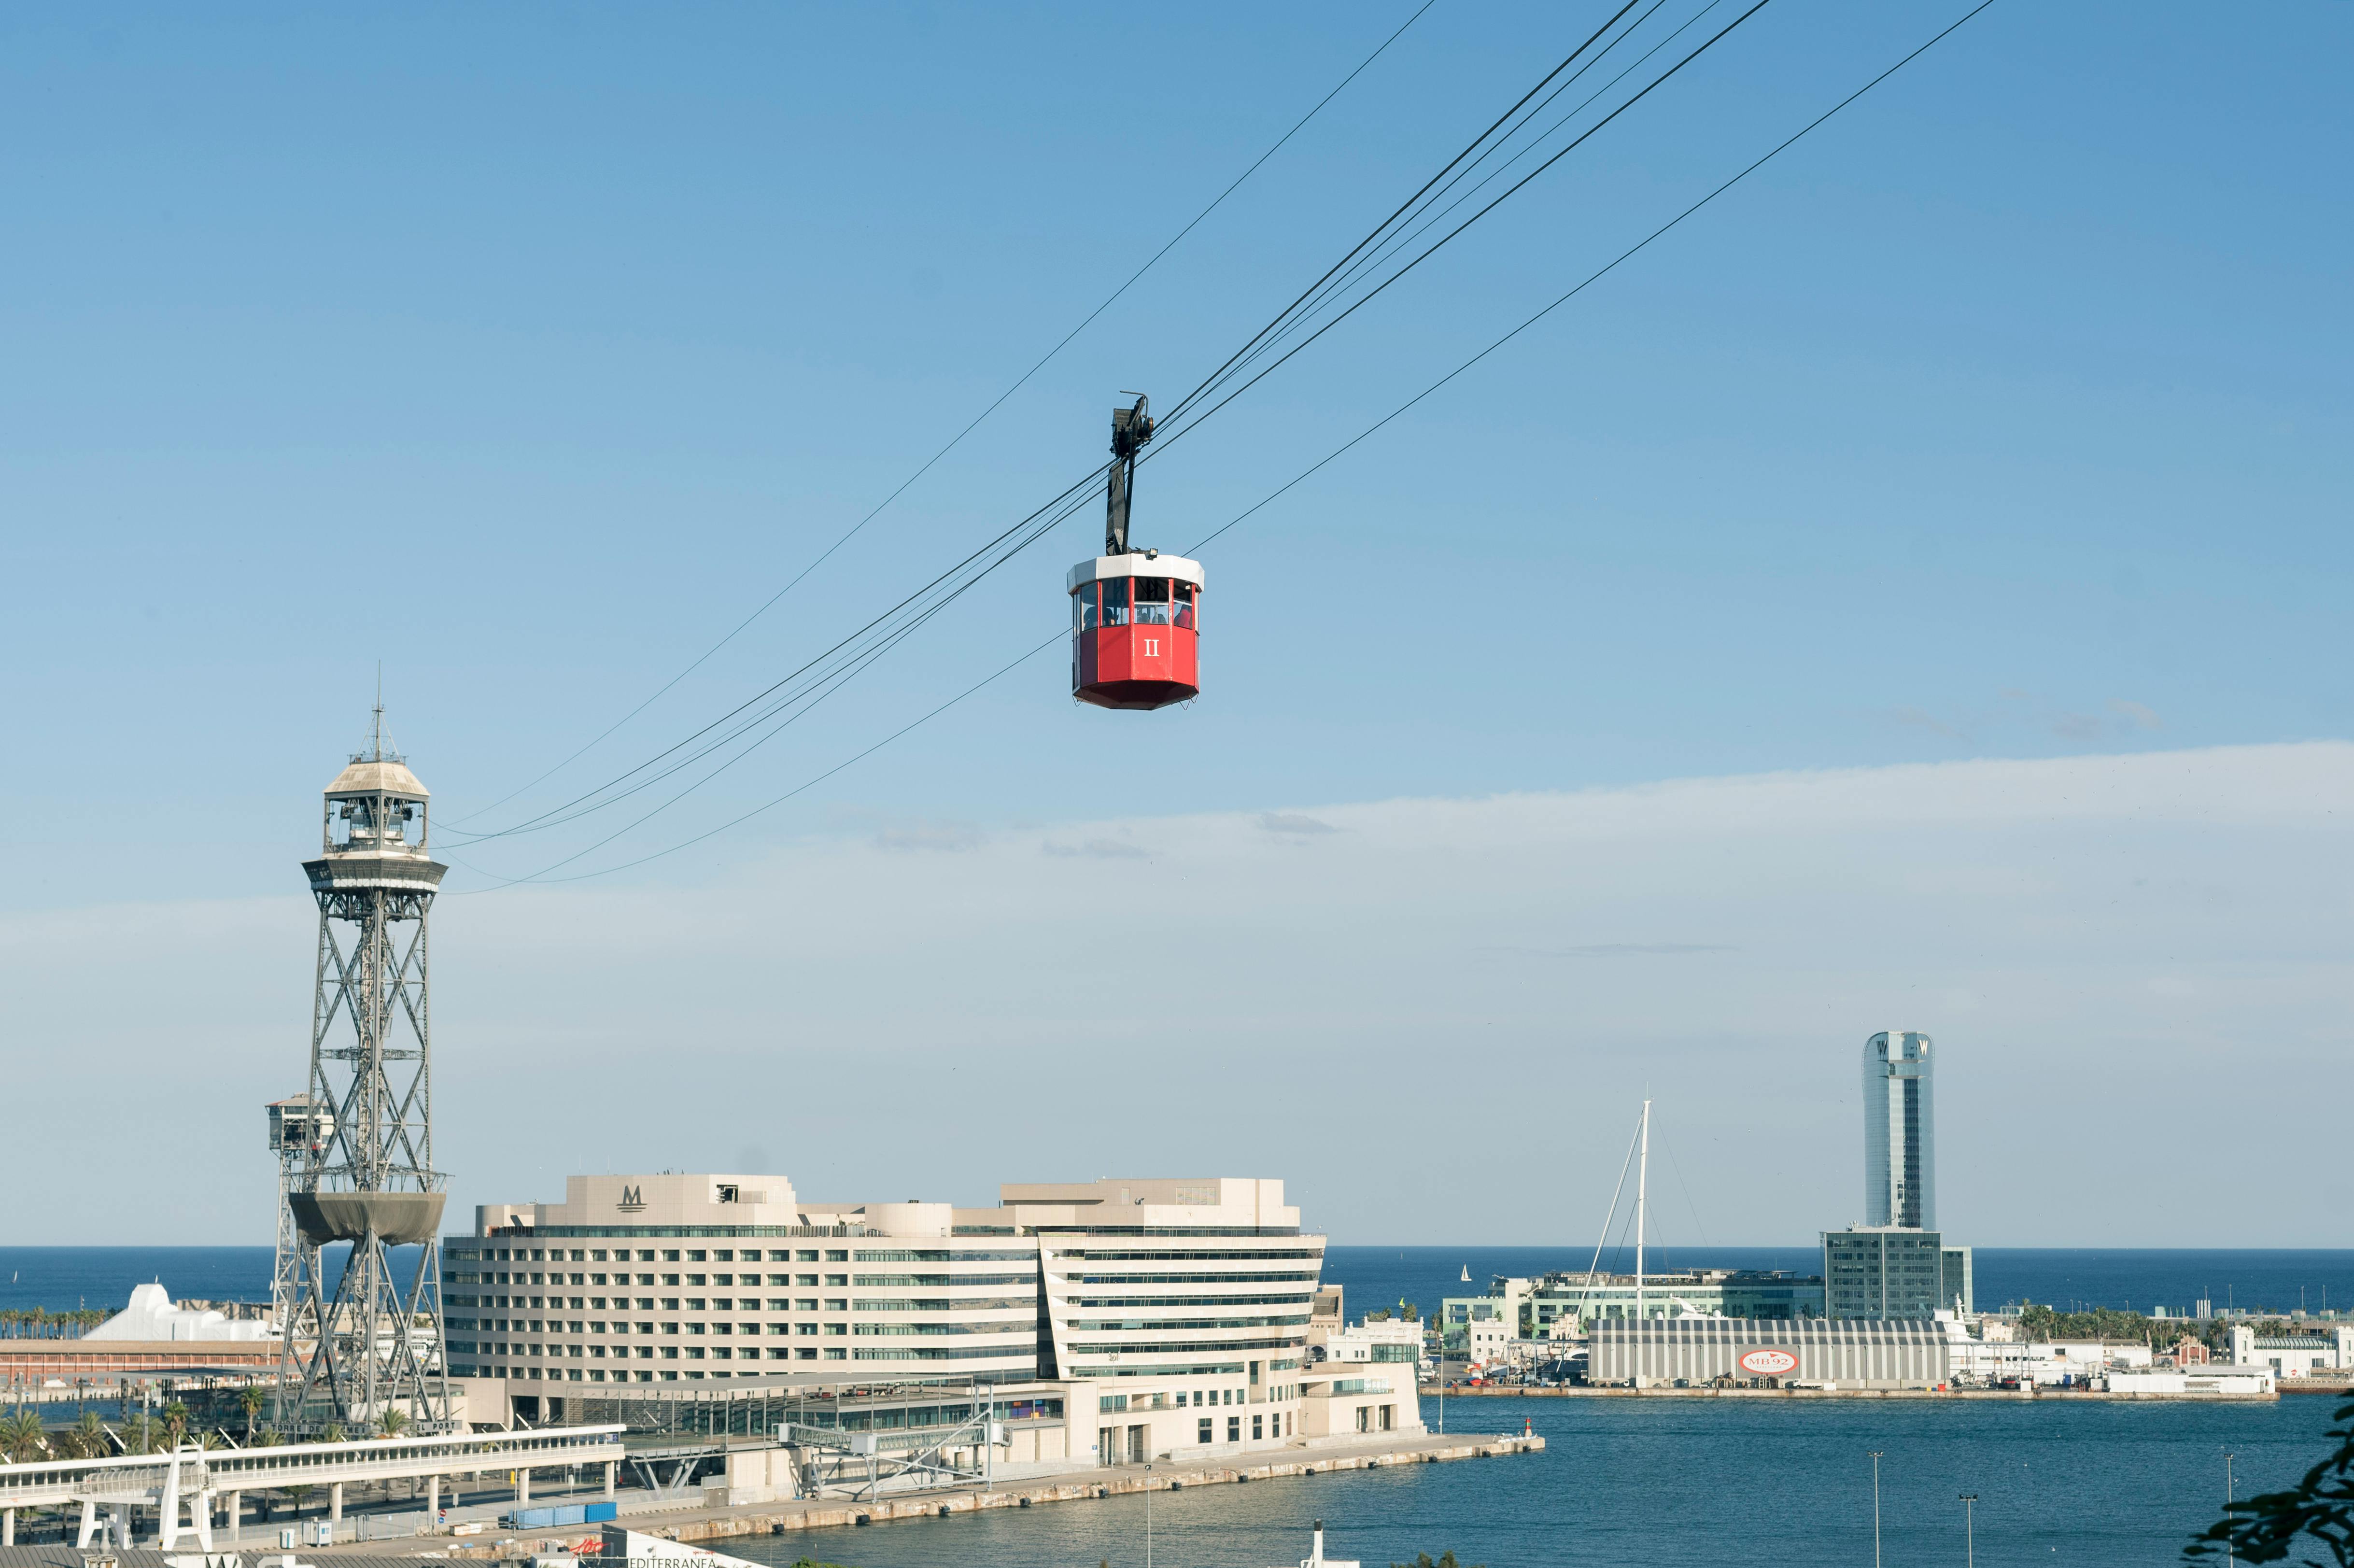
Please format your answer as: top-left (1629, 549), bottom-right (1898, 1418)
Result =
top-left (3, 3), bottom-right (2347, 1246)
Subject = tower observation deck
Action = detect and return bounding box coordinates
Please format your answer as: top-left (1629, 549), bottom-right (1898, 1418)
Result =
top-left (275, 706), bottom-right (453, 1433)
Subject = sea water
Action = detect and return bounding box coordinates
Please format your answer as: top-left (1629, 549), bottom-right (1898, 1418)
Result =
top-left (6, 1246), bottom-right (2347, 1320)
top-left (706, 1392), bottom-right (2344, 1568)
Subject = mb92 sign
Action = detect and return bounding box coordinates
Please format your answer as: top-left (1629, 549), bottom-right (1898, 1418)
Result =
top-left (1738, 1348), bottom-right (1800, 1377)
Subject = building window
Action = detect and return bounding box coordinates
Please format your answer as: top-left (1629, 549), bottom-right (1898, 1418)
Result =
top-left (823, 1348), bottom-right (846, 1360)
top-left (1253, 1415), bottom-right (1263, 1440)
top-left (1227, 1416), bottom-right (1240, 1442)
top-left (1198, 1417), bottom-right (1212, 1443)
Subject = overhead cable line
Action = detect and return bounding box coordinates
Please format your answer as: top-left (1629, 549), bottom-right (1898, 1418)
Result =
top-left (452, 0), bottom-right (1734, 853)
top-left (1152, 0), bottom-right (1650, 433)
top-left (450, 485), bottom-right (1105, 882)
top-left (458, 0), bottom-right (1992, 885)
top-left (446, 0), bottom-right (1438, 829)
top-left (468, 0), bottom-right (1996, 885)
top-left (1144, 0), bottom-right (1776, 461)
top-left (439, 465), bottom-right (1108, 844)
top-left (1187, 0), bottom-right (1726, 394)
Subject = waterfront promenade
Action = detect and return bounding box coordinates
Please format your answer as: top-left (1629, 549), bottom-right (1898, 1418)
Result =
top-left (336, 1431), bottom-right (1545, 1558)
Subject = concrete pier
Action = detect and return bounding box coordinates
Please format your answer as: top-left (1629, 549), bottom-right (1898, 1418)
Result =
top-left (426, 1433), bottom-right (1544, 1557)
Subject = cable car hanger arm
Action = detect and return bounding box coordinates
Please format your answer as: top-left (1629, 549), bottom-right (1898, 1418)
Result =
top-left (1105, 392), bottom-right (1154, 554)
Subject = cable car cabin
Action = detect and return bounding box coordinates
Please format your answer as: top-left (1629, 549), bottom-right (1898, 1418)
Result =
top-left (1069, 553), bottom-right (1202, 709)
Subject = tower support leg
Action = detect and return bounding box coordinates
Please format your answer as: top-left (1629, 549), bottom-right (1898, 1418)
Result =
top-left (604, 1461), bottom-right (616, 1499)
top-left (75, 1501), bottom-right (95, 1549)
top-left (228, 1490), bottom-right (242, 1545)
top-left (330, 1481), bottom-right (343, 1525)
top-left (3, 1506), bottom-right (15, 1545)
top-left (427, 1474), bottom-right (439, 1528)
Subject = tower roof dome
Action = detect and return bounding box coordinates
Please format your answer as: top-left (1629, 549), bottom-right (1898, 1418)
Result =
top-left (324, 758), bottom-right (428, 799)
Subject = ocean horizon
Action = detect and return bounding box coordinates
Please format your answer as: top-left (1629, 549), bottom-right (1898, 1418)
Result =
top-left (3, 1243), bottom-right (2349, 1321)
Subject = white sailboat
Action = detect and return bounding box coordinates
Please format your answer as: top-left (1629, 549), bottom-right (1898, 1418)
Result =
top-left (1459, 1264), bottom-right (1470, 1282)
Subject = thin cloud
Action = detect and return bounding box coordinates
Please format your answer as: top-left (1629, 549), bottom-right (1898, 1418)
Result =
top-left (1043, 838), bottom-right (1151, 860)
top-left (874, 820), bottom-right (985, 853)
top-left (2051, 712), bottom-right (2104, 741)
top-left (1886, 706), bottom-right (1964, 739)
top-left (2109, 698), bottom-right (2163, 731)
top-left (1259, 812), bottom-right (1339, 836)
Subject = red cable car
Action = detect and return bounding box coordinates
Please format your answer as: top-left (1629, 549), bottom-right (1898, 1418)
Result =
top-left (1070, 395), bottom-right (1202, 710)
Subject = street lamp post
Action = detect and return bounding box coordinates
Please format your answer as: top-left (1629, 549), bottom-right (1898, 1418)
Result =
top-left (1870, 1452), bottom-right (1885, 1568)
top-left (1959, 1493), bottom-right (1978, 1568)
top-left (2224, 1451), bottom-right (2236, 1568)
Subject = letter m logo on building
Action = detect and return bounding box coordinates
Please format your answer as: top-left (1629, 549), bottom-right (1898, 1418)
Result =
top-left (619, 1185), bottom-right (645, 1213)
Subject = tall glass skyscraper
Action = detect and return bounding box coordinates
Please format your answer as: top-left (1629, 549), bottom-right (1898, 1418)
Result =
top-left (1862, 1031), bottom-right (1935, 1229)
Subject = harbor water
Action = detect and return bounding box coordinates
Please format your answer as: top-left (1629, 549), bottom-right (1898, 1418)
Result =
top-left (716, 1392), bottom-right (2342, 1568)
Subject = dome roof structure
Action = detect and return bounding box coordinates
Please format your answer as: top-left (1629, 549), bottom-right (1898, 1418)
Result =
top-left (323, 757), bottom-right (429, 798)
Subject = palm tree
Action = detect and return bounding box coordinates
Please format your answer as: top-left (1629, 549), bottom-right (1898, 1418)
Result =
top-left (69, 1412), bottom-right (107, 1460)
top-left (324, 1423), bottom-right (347, 1443)
top-left (121, 1413), bottom-right (156, 1455)
top-left (0, 1411), bottom-right (47, 1462)
top-left (240, 1387), bottom-right (267, 1441)
top-left (193, 1430), bottom-right (225, 1452)
top-left (378, 1408), bottom-right (410, 1438)
top-left (161, 1401), bottom-right (190, 1448)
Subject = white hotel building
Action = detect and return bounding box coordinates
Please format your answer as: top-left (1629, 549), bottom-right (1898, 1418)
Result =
top-left (442, 1172), bottom-right (1415, 1463)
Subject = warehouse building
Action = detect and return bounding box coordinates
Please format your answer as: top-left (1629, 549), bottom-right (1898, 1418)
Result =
top-left (1589, 1316), bottom-right (1951, 1389)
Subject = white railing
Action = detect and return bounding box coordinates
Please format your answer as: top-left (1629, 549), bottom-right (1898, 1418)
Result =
top-left (0, 1425), bottom-right (625, 1508)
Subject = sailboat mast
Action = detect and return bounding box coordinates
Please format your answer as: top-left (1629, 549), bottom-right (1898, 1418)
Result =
top-left (1635, 1100), bottom-right (1650, 1327)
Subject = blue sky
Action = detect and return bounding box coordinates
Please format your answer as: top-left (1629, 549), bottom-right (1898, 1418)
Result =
top-left (3, 3), bottom-right (2347, 1243)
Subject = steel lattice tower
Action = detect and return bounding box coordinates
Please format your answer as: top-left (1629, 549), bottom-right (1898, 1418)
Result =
top-left (275, 707), bottom-right (453, 1433)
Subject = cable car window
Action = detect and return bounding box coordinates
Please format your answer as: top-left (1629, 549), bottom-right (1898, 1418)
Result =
top-left (1100, 576), bottom-right (1130, 627)
top-left (1173, 579), bottom-right (1196, 630)
top-left (1134, 577), bottom-right (1171, 625)
top-left (1073, 583), bottom-right (1099, 631)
